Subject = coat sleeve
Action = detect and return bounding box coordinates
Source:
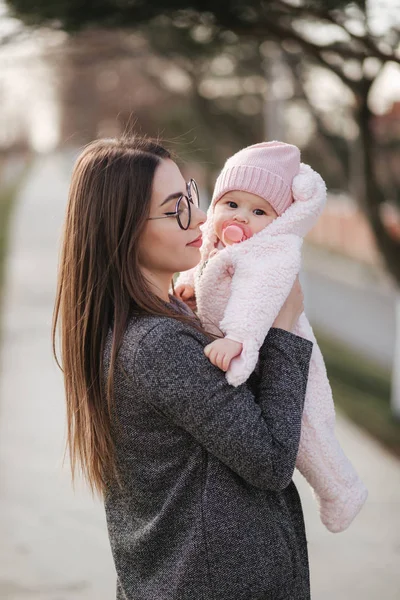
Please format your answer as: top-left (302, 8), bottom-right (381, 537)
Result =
top-left (133, 319), bottom-right (313, 491)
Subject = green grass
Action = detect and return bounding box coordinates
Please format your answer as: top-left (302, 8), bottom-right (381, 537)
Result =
top-left (0, 184), bottom-right (17, 296)
top-left (315, 328), bottom-right (400, 458)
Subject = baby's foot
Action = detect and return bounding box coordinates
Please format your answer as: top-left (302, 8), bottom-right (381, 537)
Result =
top-left (318, 481), bottom-right (368, 533)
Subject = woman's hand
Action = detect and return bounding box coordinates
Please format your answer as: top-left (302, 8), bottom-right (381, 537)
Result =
top-left (204, 337), bottom-right (243, 372)
top-left (174, 283), bottom-right (197, 312)
top-left (272, 275), bottom-right (304, 333)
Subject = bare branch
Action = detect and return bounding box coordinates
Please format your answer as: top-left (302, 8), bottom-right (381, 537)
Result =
top-left (272, 0), bottom-right (400, 65)
top-left (229, 20), bottom-right (362, 93)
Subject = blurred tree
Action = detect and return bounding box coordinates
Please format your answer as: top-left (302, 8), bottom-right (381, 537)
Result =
top-left (52, 30), bottom-right (169, 146)
top-left (133, 19), bottom-right (266, 180)
top-left (5, 0), bottom-right (400, 283)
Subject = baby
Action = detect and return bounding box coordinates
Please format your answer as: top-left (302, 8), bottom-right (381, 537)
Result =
top-left (179, 167), bottom-right (281, 370)
top-left (175, 141), bottom-right (368, 534)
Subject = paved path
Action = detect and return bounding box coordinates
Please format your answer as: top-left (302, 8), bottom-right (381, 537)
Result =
top-left (294, 419), bottom-right (400, 599)
top-left (0, 152), bottom-right (399, 599)
top-left (0, 152), bottom-right (115, 600)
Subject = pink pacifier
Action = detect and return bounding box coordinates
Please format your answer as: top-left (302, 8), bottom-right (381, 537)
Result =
top-left (222, 224), bottom-right (248, 244)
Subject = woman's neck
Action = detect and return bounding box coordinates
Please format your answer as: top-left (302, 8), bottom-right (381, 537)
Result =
top-left (141, 267), bottom-right (172, 303)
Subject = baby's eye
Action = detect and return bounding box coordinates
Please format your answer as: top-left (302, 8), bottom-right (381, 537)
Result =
top-left (254, 209), bottom-right (265, 216)
top-left (227, 201), bottom-right (238, 208)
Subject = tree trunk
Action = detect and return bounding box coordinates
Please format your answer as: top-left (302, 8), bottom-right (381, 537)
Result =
top-left (392, 290), bottom-right (400, 421)
top-left (262, 44), bottom-right (286, 140)
top-left (355, 91), bottom-right (400, 418)
top-left (356, 94), bottom-right (400, 285)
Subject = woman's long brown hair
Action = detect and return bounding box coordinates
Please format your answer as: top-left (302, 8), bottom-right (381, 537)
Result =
top-left (52, 136), bottom-right (215, 497)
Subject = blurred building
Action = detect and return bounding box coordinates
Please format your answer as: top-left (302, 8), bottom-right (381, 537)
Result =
top-left (371, 101), bottom-right (400, 203)
top-left (306, 193), bottom-right (400, 267)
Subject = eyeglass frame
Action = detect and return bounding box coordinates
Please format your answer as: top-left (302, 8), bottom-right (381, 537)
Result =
top-left (147, 178), bottom-right (199, 230)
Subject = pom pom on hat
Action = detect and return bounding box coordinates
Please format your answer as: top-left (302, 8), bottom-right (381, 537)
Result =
top-left (212, 141), bottom-right (301, 216)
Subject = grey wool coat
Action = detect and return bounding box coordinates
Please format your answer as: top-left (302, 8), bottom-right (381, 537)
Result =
top-left (103, 296), bottom-right (314, 600)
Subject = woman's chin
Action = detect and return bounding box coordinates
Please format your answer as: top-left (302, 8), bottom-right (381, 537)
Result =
top-left (179, 254), bottom-right (201, 272)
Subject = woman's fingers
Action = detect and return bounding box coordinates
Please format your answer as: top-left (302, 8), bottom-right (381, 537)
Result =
top-left (174, 284), bottom-right (196, 310)
top-left (174, 284), bottom-right (185, 298)
top-left (272, 274), bottom-right (304, 332)
top-left (175, 284), bottom-right (195, 301)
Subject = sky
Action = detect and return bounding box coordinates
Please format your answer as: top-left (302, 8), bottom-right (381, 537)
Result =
top-left (0, 0), bottom-right (399, 152)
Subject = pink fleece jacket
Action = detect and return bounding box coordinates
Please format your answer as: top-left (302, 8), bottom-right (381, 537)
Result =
top-left (176, 163), bottom-right (368, 533)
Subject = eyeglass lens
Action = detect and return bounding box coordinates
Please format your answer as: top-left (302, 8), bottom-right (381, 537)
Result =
top-left (177, 196), bottom-right (191, 229)
top-left (188, 179), bottom-right (199, 207)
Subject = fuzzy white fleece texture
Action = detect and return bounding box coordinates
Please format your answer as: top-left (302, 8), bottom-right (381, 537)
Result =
top-left (176, 162), bottom-right (368, 533)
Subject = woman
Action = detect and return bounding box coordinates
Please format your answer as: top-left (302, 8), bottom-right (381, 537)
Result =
top-left (52, 136), bottom-right (313, 600)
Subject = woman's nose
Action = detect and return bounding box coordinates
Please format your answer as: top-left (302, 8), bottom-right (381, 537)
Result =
top-left (192, 205), bottom-right (207, 227)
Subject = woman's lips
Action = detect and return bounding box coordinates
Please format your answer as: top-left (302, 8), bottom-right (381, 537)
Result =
top-left (187, 235), bottom-right (202, 247)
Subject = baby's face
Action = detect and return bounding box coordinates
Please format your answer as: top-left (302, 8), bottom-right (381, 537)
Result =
top-left (213, 190), bottom-right (278, 245)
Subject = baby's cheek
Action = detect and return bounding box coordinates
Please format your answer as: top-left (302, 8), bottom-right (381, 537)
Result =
top-left (213, 218), bottom-right (223, 240)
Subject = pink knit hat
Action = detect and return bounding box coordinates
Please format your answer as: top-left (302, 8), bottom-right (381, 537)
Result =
top-left (212, 141), bottom-right (301, 216)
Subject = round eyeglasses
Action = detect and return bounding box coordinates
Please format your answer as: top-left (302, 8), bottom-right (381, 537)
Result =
top-left (147, 178), bottom-right (200, 230)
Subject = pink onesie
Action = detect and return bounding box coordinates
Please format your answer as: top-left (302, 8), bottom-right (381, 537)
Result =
top-left (176, 163), bottom-right (368, 533)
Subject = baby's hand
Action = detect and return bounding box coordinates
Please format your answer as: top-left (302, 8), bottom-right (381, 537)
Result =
top-left (204, 338), bottom-right (243, 372)
top-left (174, 283), bottom-right (197, 311)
